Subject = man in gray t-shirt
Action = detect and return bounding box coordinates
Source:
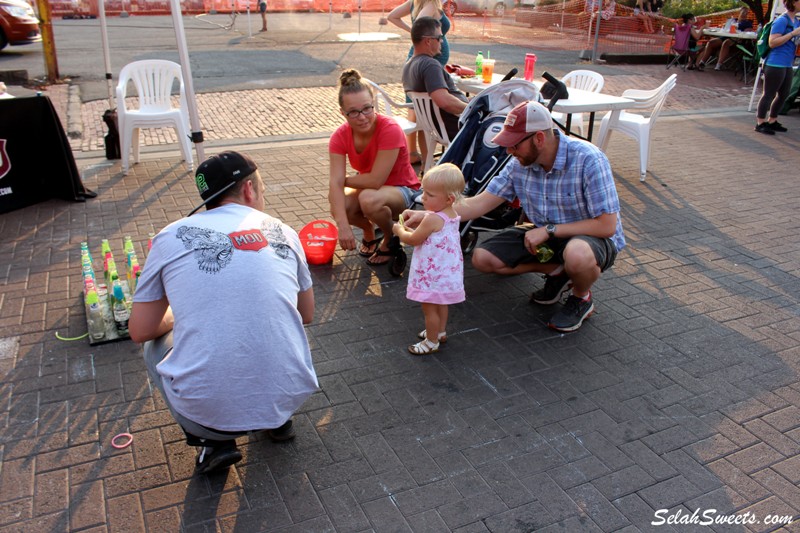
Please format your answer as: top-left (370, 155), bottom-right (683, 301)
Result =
top-left (402, 16), bottom-right (468, 140)
top-left (129, 151), bottom-right (318, 475)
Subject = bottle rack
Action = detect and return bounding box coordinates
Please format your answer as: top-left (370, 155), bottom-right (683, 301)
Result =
top-left (81, 238), bottom-right (142, 346)
top-left (86, 280), bottom-right (133, 346)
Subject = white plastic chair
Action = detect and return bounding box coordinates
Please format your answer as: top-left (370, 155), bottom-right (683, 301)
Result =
top-left (363, 79), bottom-right (420, 136)
top-left (116, 60), bottom-right (193, 175)
top-left (551, 70), bottom-right (604, 138)
top-left (408, 91), bottom-right (453, 173)
top-left (596, 74), bottom-right (677, 182)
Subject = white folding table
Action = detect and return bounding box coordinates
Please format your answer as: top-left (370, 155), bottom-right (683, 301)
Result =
top-left (453, 76), bottom-right (635, 143)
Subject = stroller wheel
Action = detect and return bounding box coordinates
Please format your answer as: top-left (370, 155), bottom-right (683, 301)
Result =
top-left (387, 236), bottom-right (407, 277)
top-left (461, 230), bottom-right (479, 255)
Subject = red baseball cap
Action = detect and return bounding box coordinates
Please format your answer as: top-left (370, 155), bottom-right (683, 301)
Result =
top-left (492, 100), bottom-right (554, 147)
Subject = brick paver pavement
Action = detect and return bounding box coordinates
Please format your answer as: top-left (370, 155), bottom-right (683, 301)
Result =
top-left (1, 105), bottom-right (799, 531)
top-left (70, 67), bottom-right (754, 153)
top-left (31, 43), bottom-right (758, 154)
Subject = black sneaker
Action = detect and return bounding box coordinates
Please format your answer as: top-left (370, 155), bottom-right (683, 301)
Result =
top-left (755, 123), bottom-right (775, 135)
top-left (530, 272), bottom-right (571, 305)
top-left (767, 121), bottom-right (788, 132)
top-left (195, 444), bottom-right (242, 474)
top-left (548, 295), bottom-right (594, 332)
top-left (267, 419), bottom-right (296, 442)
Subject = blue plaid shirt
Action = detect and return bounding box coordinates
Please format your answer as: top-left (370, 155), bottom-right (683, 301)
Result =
top-left (487, 131), bottom-right (626, 251)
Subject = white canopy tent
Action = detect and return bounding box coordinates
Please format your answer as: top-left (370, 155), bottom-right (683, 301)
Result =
top-left (97, 0), bottom-right (205, 163)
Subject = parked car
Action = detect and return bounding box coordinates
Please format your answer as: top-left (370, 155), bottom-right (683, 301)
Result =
top-left (0, 0), bottom-right (40, 50)
top-left (444, 0), bottom-right (517, 17)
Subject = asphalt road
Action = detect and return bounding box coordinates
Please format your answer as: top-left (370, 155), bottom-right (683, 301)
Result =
top-left (0, 12), bottom-right (582, 102)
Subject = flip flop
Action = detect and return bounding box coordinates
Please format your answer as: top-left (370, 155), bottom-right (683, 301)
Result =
top-left (358, 228), bottom-right (384, 257)
top-left (359, 237), bottom-right (382, 257)
top-left (365, 248), bottom-right (393, 266)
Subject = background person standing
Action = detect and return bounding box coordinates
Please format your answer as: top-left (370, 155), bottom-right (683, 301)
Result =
top-left (755, 0), bottom-right (800, 134)
top-left (259, 0), bottom-right (268, 31)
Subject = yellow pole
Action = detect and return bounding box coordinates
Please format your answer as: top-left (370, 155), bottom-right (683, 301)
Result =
top-left (36, 0), bottom-right (59, 82)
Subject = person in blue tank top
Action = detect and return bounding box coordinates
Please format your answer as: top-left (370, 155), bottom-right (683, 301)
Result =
top-left (390, 0), bottom-right (451, 66)
top-left (755, 0), bottom-right (800, 134)
top-left (389, 0), bottom-right (452, 164)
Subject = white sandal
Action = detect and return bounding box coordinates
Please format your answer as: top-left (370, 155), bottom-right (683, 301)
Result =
top-left (408, 339), bottom-right (440, 355)
top-left (417, 329), bottom-right (447, 343)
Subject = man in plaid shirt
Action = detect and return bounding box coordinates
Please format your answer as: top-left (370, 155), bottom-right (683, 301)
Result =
top-left (403, 100), bottom-right (625, 332)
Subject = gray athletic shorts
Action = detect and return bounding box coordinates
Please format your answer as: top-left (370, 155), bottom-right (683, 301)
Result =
top-left (478, 223), bottom-right (617, 271)
top-left (143, 332), bottom-right (250, 441)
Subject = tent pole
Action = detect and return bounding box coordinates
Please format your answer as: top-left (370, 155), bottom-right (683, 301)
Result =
top-left (169, 0), bottom-right (205, 164)
top-left (98, 0), bottom-right (114, 109)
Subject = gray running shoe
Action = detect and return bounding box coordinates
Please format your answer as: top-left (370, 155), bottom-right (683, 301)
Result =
top-left (548, 295), bottom-right (594, 332)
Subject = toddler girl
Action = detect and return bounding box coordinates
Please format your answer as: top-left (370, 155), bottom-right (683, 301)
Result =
top-left (393, 163), bottom-right (465, 355)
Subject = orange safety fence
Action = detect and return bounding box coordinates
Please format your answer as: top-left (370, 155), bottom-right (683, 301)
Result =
top-left (48, 0), bottom-right (405, 16)
top-left (48, 0), bottom-right (771, 17)
top-left (453, 1), bottom-right (772, 56)
top-left (47, 0), bottom-right (770, 59)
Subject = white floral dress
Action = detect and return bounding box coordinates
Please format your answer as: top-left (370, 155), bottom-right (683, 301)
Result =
top-left (406, 211), bottom-right (465, 305)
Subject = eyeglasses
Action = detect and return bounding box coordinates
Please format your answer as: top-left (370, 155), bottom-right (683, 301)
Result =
top-left (344, 105), bottom-right (375, 119)
top-left (510, 132), bottom-right (536, 152)
top-left (424, 34), bottom-right (444, 41)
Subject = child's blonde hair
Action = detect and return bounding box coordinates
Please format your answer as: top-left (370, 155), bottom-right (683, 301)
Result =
top-left (422, 163), bottom-right (465, 203)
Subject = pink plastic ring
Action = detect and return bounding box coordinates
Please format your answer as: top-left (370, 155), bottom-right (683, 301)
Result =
top-left (111, 433), bottom-right (133, 449)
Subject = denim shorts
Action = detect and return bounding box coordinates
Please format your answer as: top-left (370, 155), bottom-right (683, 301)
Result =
top-left (399, 186), bottom-right (423, 209)
top-left (478, 223), bottom-right (617, 271)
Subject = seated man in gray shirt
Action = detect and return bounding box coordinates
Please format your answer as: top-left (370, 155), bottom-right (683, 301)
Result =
top-left (402, 16), bottom-right (468, 140)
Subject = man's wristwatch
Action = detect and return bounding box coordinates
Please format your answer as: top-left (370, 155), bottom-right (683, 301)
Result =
top-left (545, 224), bottom-right (557, 238)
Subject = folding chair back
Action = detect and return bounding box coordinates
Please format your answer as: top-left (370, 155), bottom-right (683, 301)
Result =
top-left (666, 24), bottom-right (692, 71)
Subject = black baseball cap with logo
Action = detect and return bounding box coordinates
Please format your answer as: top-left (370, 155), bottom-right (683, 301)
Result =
top-left (188, 151), bottom-right (258, 215)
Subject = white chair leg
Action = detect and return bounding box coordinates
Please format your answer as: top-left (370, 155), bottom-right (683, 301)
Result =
top-left (132, 127), bottom-right (141, 165)
top-left (422, 131), bottom-right (436, 174)
top-left (638, 127), bottom-right (650, 182)
top-left (120, 122), bottom-right (131, 175)
top-left (596, 116), bottom-right (612, 151)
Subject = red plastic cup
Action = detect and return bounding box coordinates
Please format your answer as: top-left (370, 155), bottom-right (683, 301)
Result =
top-left (524, 53), bottom-right (537, 82)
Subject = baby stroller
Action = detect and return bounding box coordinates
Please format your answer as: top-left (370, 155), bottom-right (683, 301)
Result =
top-left (437, 79), bottom-right (543, 253)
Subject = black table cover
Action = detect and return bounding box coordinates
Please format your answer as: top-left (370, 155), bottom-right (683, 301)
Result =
top-left (0, 95), bottom-right (95, 214)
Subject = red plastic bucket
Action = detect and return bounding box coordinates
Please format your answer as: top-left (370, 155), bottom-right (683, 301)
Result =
top-left (300, 220), bottom-right (338, 265)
